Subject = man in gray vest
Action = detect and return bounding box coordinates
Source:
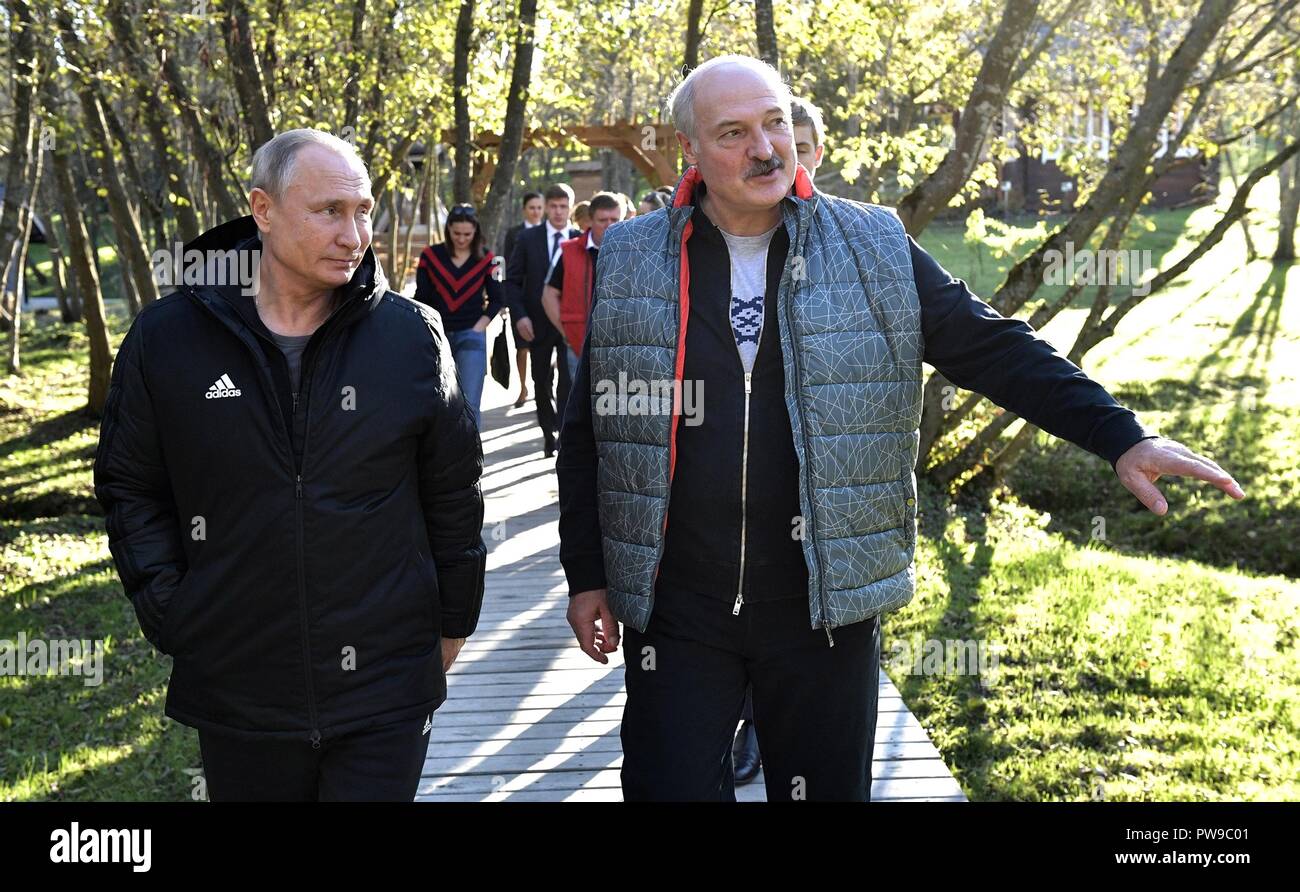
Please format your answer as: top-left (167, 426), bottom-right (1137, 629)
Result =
top-left (556, 54), bottom-right (1244, 801)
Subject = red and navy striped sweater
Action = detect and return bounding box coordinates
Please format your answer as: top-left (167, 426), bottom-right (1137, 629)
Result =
top-left (413, 242), bottom-right (505, 332)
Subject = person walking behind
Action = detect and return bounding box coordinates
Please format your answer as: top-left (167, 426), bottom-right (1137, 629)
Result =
top-left (502, 191), bottom-right (544, 408)
top-left (504, 183), bottom-right (580, 458)
top-left (414, 203), bottom-right (504, 429)
top-left (541, 191), bottom-right (625, 398)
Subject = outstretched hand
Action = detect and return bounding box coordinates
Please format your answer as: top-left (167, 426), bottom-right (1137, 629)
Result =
top-left (1114, 437), bottom-right (1245, 515)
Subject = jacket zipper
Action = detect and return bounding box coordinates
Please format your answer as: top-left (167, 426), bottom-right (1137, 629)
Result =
top-left (294, 471), bottom-right (319, 748)
top-left (733, 369), bottom-right (753, 616)
top-left (293, 339), bottom-right (324, 748)
top-left (184, 284), bottom-right (358, 745)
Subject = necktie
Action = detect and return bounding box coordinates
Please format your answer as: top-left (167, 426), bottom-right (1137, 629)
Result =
top-left (550, 231), bottom-right (562, 266)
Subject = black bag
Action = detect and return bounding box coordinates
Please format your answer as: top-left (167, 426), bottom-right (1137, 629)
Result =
top-left (490, 318), bottom-right (511, 390)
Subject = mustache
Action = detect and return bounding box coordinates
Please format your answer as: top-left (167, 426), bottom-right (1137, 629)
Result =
top-left (744, 154), bottom-right (785, 178)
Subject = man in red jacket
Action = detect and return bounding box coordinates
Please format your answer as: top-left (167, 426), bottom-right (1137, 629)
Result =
top-left (541, 191), bottom-right (626, 405)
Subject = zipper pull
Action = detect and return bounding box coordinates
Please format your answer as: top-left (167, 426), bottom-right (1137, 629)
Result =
top-left (310, 729), bottom-right (321, 750)
top-left (732, 592), bottom-right (744, 615)
top-left (295, 474), bottom-right (302, 499)
top-left (744, 371), bottom-right (752, 394)
top-left (824, 624), bottom-right (836, 647)
top-left (292, 391), bottom-right (299, 413)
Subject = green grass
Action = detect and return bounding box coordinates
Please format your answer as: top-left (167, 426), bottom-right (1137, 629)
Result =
top-left (896, 173), bottom-right (1300, 800)
top-left (1, 171), bottom-right (1297, 800)
top-left (24, 237), bottom-right (127, 306)
top-left (1, 313), bottom-right (204, 802)
top-left (891, 484), bottom-right (1299, 801)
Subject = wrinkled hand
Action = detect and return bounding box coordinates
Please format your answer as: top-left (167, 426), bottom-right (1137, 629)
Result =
top-left (1114, 437), bottom-right (1245, 515)
top-left (515, 317), bottom-right (535, 342)
top-left (567, 589), bottom-right (620, 664)
top-left (441, 637), bottom-right (466, 672)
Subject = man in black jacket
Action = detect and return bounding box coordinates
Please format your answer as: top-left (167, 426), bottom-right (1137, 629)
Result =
top-left (94, 128), bottom-right (487, 801)
top-left (504, 183), bottom-right (581, 458)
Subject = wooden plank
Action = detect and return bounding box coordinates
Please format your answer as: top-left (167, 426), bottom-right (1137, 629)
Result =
top-left (436, 691), bottom-right (913, 714)
top-left (420, 749), bottom-right (955, 780)
top-left (416, 768), bottom-right (963, 800)
top-left (423, 734), bottom-right (943, 763)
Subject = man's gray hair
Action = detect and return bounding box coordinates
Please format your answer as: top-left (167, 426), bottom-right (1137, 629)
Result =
top-left (250, 128), bottom-right (368, 197)
top-left (666, 54), bottom-right (794, 139)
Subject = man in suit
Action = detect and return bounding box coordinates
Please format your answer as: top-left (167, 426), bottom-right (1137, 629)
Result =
top-left (505, 183), bottom-right (580, 458)
top-left (502, 190), bottom-right (543, 260)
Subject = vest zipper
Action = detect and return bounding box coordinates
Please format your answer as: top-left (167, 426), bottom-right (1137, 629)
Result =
top-left (778, 218), bottom-right (834, 647)
top-left (733, 370), bottom-right (752, 616)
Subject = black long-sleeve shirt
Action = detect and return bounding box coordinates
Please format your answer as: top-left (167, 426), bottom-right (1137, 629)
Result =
top-left (556, 227), bottom-right (1155, 597)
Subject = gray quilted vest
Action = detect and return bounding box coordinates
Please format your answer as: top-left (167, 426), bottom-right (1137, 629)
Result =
top-left (587, 165), bottom-right (923, 636)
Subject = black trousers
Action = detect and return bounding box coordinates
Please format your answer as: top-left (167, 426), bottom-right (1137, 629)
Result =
top-left (196, 713), bottom-right (432, 801)
top-left (621, 577), bottom-right (882, 802)
top-left (526, 327), bottom-right (571, 446)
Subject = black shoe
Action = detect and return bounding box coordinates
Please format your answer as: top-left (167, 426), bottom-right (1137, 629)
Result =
top-left (732, 720), bottom-right (761, 784)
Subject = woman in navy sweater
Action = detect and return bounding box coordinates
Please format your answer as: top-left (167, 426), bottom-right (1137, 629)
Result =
top-left (414, 204), bottom-right (504, 429)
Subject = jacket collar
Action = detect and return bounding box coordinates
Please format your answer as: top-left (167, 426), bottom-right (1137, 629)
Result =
top-left (180, 215), bottom-right (388, 338)
top-left (666, 163), bottom-right (816, 253)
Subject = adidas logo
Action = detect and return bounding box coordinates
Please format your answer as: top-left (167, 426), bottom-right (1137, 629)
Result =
top-left (204, 373), bottom-right (242, 399)
top-left (421, 714), bottom-right (432, 735)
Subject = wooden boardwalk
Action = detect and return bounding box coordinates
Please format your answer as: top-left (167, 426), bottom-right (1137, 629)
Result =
top-left (417, 357), bottom-right (967, 802)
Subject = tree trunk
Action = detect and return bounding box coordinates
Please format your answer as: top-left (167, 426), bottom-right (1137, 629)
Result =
top-left (1221, 147), bottom-right (1258, 261)
top-left (77, 91), bottom-right (158, 311)
top-left (1275, 110), bottom-right (1299, 262)
top-left (53, 148), bottom-right (112, 416)
top-left (754, 0), bottom-right (779, 69)
top-left (99, 93), bottom-right (168, 251)
top-left (940, 137), bottom-right (1300, 485)
top-left (342, 0), bottom-right (368, 132)
top-left (453, 0), bottom-right (476, 204)
top-left (50, 235), bottom-right (76, 323)
top-left (987, 0), bottom-right (1235, 321)
top-left (896, 0), bottom-right (1041, 236)
top-left (684, 0), bottom-right (703, 73)
top-left (0, 0), bottom-right (39, 289)
top-left (398, 156), bottom-right (431, 287)
top-left (223, 0), bottom-right (276, 151)
top-left (478, 0), bottom-right (538, 247)
top-left (148, 16), bottom-right (243, 221)
top-left (361, 1), bottom-right (403, 174)
top-left (4, 143), bottom-right (42, 370)
top-left (919, 0), bottom-right (1238, 475)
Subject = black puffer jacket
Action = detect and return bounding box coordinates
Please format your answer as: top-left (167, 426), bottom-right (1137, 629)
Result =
top-left (94, 216), bottom-right (487, 743)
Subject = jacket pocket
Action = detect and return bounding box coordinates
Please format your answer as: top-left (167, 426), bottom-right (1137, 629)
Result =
top-left (158, 572), bottom-right (198, 655)
top-left (414, 553), bottom-right (441, 639)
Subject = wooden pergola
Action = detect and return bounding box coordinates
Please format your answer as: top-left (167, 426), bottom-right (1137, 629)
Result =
top-left (439, 121), bottom-right (682, 202)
